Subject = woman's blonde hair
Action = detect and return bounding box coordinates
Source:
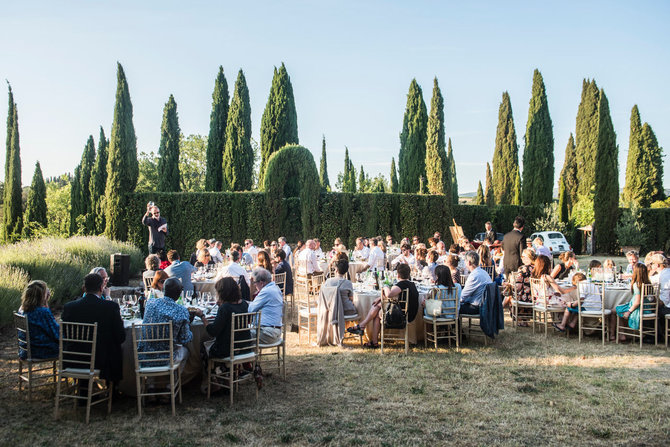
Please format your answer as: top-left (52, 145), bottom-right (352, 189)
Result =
top-left (522, 248), bottom-right (537, 263)
top-left (21, 280), bottom-right (48, 313)
top-left (477, 244), bottom-right (492, 267)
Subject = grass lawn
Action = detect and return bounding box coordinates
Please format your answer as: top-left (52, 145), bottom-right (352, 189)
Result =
top-left (1, 317), bottom-right (669, 446)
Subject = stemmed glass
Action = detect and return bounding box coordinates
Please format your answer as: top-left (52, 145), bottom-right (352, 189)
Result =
top-left (185, 290), bottom-right (193, 304)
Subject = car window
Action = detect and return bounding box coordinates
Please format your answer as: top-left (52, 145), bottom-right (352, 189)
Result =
top-left (548, 233), bottom-right (564, 239)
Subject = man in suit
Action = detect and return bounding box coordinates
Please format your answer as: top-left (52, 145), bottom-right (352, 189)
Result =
top-left (61, 273), bottom-right (126, 384)
top-left (484, 221), bottom-right (496, 242)
top-left (502, 216), bottom-right (526, 276)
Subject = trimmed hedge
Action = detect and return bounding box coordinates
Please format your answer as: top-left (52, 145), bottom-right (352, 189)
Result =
top-left (639, 208), bottom-right (670, 253)
top-left (127, 191), bottom-right (543, 255)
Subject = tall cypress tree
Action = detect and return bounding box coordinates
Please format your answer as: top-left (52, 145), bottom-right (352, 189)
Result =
top-left (260, 63), bottom-right (298, 180)
top-left (390, 157), bottom-right (398, 193)
top-left (4, 100), bottom-right (22, 241)
top-left (79, 135), bottom-right (96, 233)
top-left (90, 126), bottom-right (108, 234)
top-left (622, 105), bottom-right (643, 205)
top-left (24, 161), bottom-right (47, 236)
top-left (575, 79), bottom-right (600, 197)
top-left (513, 170), bottom-right (521, 205)
top-left (4, 84), bottom-right (14, 193)
top-left (222, 70), bottom-right (253, 191)
top-left (157, 95), bottom-right (181, 192)
top-left (447, 138), bottom-right (458, 204)
top-left (474, 181), bottom-right (485, 205)
top-left (398, 79), bottom-right (428, 193)
top-left (105, 63), bottom-right (138, 240)
top-left (205, 66), bottom-right (229, 191)
top-left (492, 92), bottom-right (519, 204)
top-left (522, 69), bottom-right (554, 205)
top-left (341, 147), bottom-right (357, 193)
top-left (358, 165), bottom-right (368, 193)
top-left (70, 165), bottom-right (82, 235)
top-left (485, 162), bottom-right (494, 207)
top-left (558, 133), bottom-right (578, 222)
top-left (425, 78), bottom-right (448, 195)
top-left (593, 90), bottom-right (619, 253)
top-left (319, 135), bottom-right (330, 191)
top-left (643, 123), bottom-right (664, 204)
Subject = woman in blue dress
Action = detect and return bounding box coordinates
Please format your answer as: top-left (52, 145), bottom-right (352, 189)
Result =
top-left (613, 263), bottom-right (652, 342)
top-left (18, 280), bottom-right (59, 360)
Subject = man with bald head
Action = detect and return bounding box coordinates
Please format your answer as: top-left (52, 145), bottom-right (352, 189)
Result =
top-left (297, 239), bottom-right (322, 276)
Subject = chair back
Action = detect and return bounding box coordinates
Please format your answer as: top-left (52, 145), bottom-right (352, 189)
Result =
top-left (482, 265), bottom-right (496, 281)
top-left (641, 283), bottom-right (659, 317)
top-left (508, 272), bottom-right (518, 302)
top-left (59, 321), bottom-right (98, 374)
top-left (229, 311), bottom-right (261, 361)
top-left (131, 322), bottom-right (174, 370)
top-left (13, 312), bottom-right (32, 360)
top-left (273, 272), bottom-right (286, 297)
top-left (425, 287), bottom-right (458, 320)
top-left (578, 281), bottom-right (604, 312)
top-left (296, 259), bottom-right (308, 277)
top-left (309, 273), bottom-right (326, 297)
top-left (459, 274), bottom-right (468, 287)
top-left (529, 278), bottom-right (548, 306)
top-left (143, 275), bottom-right (153, 291)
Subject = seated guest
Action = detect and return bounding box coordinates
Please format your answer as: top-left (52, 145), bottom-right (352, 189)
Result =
top-left (552, 273), bottom-right (588, 332)
top-left (449, 243), bottom-right (460, 254)
top-left (459, 251), bottom-right (493, 315)
top-left (533, 237), bottom-right (552, 258)
top-left (422, 250), bottom-right (440, 282)
top-left (256, 249), bottom-right (273, 272)
top-left (158, 250), bottom-right (171, 270)
top-left (550, 251), bottom-right (578, 280)
top-left (612, 263), bottom-right (653, 341)
top-left (294, 240), bottom-right (305, 257)
top-left (436, 241), bottom-right (447, 260)
top-left (278, 236), bottom-right (292, 259)
top-left (217, 249), bottom-right (251, 286)
top-left (17, 280), bottom-right (59, 360)
top-left (297, 239), bottom-right (323, 276)
top-left (141, 277), bottom-right (192, 372)
top-left (90, 267), bottom-right (111, 299)
top-left (347, 263), bottom-right (418, 348)
top-left (365, 238), bottom-right (386, 272)
top-left (269, 241), bottom-right (278, 258)
top-left (411, 236), bottom-right (420, 250)
top-left (61, 273), bottom-right (126, 384)
top-left (505, 249), bottom-right (537, 325)
top-left (352, 237), bottom-right (370, 261)
top-left (263, 240), bottom-right (271, 251)
top-left (247, 268), bottom-right (284, 344)
top-left (190, 239), bottom-right (209, 265)
top-left (428, 237), bottom-right (437, 249)
top-left (427, 265), bottom-right (461, 319)
top-left (149, 270), bottom-right (169, 298)
top-left (589, 259), bottom-right (603, 274)
top-left (446, 254), bottom-right (461, 286)
top-left (604, 258), bottom-right (616, 272)
top-left (324, 259), bottom-right (357, 316)
top-left (624, 250), bottom-right (644, 275)
top-left (144, 254), bottom-right (160, 282)
top-left (477, 244), bottom-right (493, 268)
top-left (391, 243), bottom-right (416, 269)
top-left (273, 249), bottom-right (294, 296)
top-left (415, 247), bottom-right (428, 270)
top-left (531, 255), bottom-right (575, 308)
top-left (314, 238), bottom-right (325, 258)
top-left (650, 254), bottom-right (670, 340)
top-left (194, 250), bottom-right (215, 269)
top-left (209, 240), bottom-right (224, 264)
top-left (198, 277), bottom-right (249, 363)
top-left (164, 249), bottom-right (196, 293)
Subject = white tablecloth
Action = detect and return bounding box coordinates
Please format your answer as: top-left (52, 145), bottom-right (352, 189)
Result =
top-left (193, 280), bottom-right (216, 295)
top-left (603, 286), bottom-right (632, 309)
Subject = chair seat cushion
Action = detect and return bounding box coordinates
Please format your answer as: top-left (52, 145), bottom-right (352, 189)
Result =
top-left (534, 305), bottom-right (563, 312)
top-left (61, 367), bottom-right (100, 377)
top-left (344, 314), bottom-right (359, 321)
top-left (511, 300), bottom-right (534, 307)
top-left (581, 309), bottom-right (612, 316)
top-left (137, 364), bottom-right (179, 374)
top-left (423, 316), bottom-right (456, 323)
top-left (211, 351), bottom-right (256, 363)
top-left (460, 313), bottom-right (479, 318)
top-left (259, 339), bottom-right (284, 348)
top-left (298, 307), bottom-right (317, 316)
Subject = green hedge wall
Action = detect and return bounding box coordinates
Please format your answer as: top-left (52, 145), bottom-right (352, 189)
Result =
top-left (127, 191), bottom-right (543, 255)
top-left (639, 208), bottom-right (670, 253)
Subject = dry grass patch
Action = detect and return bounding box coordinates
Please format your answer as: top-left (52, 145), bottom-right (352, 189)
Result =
top-left (0, 318), bottom-right (669, 446)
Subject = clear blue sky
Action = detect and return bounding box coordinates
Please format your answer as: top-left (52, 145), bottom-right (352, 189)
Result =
top-left (1, 0), bottom-right (669, 193)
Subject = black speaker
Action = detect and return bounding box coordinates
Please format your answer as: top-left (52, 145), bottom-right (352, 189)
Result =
top-left (110, 253), bottom-right (130, 286)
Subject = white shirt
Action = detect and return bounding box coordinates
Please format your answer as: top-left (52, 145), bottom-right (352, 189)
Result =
top-left (367, 246), bottom-right (385, 271)
top-left (314, 247), bottom-right (324, 258)
top-left (281, 243), bottom-right (292, 258)
top-left (216, 262), bottom-right (250, 286)
top-left (391, 252), bottom-right (415, 268)
top-left (658, 268), bottom-right (670, 307)
top-left (209, 246), bottom-right (223, 263)
top-left (353, 246), bottom-right (370, 261)
top-left (298, 248), bottom-right (322, 275)
top-left (246, 245), bottom-right (259, 263)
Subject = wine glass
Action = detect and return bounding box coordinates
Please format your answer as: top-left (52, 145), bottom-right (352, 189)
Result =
top-left (185, 290), bottom-right (193, 304)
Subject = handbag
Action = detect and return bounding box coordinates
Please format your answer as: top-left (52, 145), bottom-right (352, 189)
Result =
top-left (384, 298), bottom-right (406, 329)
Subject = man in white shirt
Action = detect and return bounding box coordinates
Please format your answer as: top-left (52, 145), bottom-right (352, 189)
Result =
top-left (365, 238), bottom-right (385, 271)
top-left (297, 239), bottom-right (322, 276)
top-left (648, 254), bottom-right (670, 342)
top-left (436, 241), bottom-right (447, 263)
top-left (391, 243), bottom-right (415, 269)
top-left (216, 249), bottom-right (251, 286)
top-left (313, 239), bottom-right (324, 258)
top-left (352, 237), bottom-right (370, 261)
top-left (278, 236), bottom-right (292, 258)
top-left (244, 239), bottom-right (258, 263)
top-left (208, 239), bottom-right (223, 264)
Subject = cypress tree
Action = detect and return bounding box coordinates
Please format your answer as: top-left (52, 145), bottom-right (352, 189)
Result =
top-left (643, 123), bottom-right (664, 204)
top-left (358, 165), bottom-right (368, 193)
top-left (492, 92), bottom-right (519, 204)
top-left (222, 69), bottom-right (253, 191)
top-left (593, 90), bottom-right (619, 253)
top-left (558, 133), bottom-right (578, 222)
top-left (522, 69), bottom-right (554, 205)
top-left (575, 79), bottom-right (600, 196)
top-left (390, 157), bottom-right (398, 193)
top-left (447, 138), bottom-right (458, 204)
top-left (105, 63), bottom-right (138, 241)
top-left (485, 162), bottom-right (494, 206)
top-left (205, 66), bottom-right (229, 191)
top-left (513, 170), bottom-right (521, 205)
top-left (319, 135), bottom-right (330, 191)
top-left (79, 135), bottom-right (96, 232)
top-left (70, 165), bottom-right (82, 235)
top-left (90, 126), bottom-right (108, 234)
top-left (259, 63), bottom-right (298, 180)
top-left (24, 161), bottom-right (47, 236)
top-left (340, 147), bottom-right (357, 193)
top-left (474, 181), bottom-right (485, 205)
top-left (398, 79), bottom-right (428, 193)
top-left (623, 105), bottom-right (643, 205)
top-left (4, 100), bottom-right (22, 241)
top-left (425, 78), bottom-right (448, 195)
top-left (157, 95), bottom-right (180, 192)
top-left (5, 84), bottom-right (14, 192)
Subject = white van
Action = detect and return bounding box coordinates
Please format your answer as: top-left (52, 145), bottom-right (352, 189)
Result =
top-left (529, 231), bottom-right (571, 256)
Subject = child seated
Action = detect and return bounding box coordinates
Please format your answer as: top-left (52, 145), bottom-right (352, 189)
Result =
top-left (552, 273), bottom-right (588, 332)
